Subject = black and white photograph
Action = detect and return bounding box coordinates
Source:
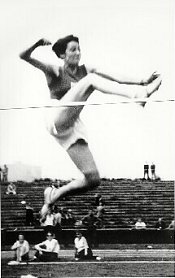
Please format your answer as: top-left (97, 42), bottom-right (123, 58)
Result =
top-left (1, 0), bottom-right (175, 277)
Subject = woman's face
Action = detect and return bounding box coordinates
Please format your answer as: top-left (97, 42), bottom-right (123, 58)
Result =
top-left (64, 41), bottom-right (81, 65)
top-left (47, 234), bottom-right (53, 241)
top-left (76, 233), bottom-right (82, 239)
top-left (18, 235), bottom-right (24, 243)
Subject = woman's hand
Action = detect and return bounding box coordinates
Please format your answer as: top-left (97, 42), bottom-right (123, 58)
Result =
top-left (37, 38), bottom-right (52, 47)
top-left (20, 38), bottom-right (52, 62)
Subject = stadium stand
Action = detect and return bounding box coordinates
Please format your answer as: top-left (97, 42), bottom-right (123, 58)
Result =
top-left (1, 179), bottom-right (174, 246)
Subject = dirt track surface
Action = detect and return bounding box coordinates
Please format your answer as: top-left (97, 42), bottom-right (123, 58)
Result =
top-left (2, 247), bottom-right (175, 277)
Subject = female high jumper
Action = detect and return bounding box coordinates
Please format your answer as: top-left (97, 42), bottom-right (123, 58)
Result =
top-left (19, 35), bottom-right (162, 217)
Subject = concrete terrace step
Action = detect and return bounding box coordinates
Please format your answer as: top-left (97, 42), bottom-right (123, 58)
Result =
top-left (1, 180), bottom-right (174, 230)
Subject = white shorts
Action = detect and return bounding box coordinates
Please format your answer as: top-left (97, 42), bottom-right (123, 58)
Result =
top-left (44, 99), bottom-right (88, 150)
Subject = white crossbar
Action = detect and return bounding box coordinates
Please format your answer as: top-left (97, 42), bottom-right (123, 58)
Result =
top-left (0, 98), bottom-right (174, 111)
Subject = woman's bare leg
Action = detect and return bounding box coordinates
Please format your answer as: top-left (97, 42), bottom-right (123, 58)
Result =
top-left (54, 74), bottom-right (162, 130)
top-left (41, 140), bottom-right (100, 216)
top-left (87, 73), bottom-right (162, 98)
top-left (61, 73), bottom-right (162, 102)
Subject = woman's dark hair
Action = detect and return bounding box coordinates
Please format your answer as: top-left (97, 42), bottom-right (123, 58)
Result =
top-left (47, 231), bottom-right (54, 236)
top-left (52, 35), bottom-right (79, 58)
top-left (76, 230), bottom-right (82, 236)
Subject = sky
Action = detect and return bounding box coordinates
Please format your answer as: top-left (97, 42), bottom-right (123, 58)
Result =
top-left (0, 0), bottom-right (175, 180)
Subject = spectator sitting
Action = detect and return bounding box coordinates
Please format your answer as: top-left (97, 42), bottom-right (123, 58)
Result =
top-left (94, 193), bottom-right (104, 207)
top-left (6, 183), bottom-right (16, 195)
top-left (60, 208), bottom-right (69, 226)
top-left (34, 211), bottom-right (41, 227)
top-left (52, 205), bottom-right (62, 240)
top-left (96, 201), bottom-right (105, 228)
top-left (74, 220), bottom-right (83, 228)
top-left (74, 231), bottom-right (101, 261)
top-left (155, 217), bottom-right (167, 230)
top-left (66, 209), bottom-right (76, 226)
top-left (167, 220), bottom-right (175, 230)
top-left (53, 205), bottom-right (62, 228)
top-left (135, 218), bottom-right (146, 230)
top-left (33, 232), bottom-right (60, 261)
top-left (40, 206), bottom-right (55, 234)
top-left (11, 234), bottom-right (30, 262)
top-left (21, 201), bottom-right (34, 226)
top-left (51, 180), bottom-right (60, 189)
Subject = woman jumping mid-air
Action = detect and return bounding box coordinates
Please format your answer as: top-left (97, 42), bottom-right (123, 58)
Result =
top-left (20, 35), bottom-right (162, 217)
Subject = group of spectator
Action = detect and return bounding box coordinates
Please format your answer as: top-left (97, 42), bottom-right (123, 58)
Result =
top-left (134, 217), bottom-right (175, 230)
top-left (6, 186), bottom-right (175, 265)
top-left (40, 205), bottom-right (76, 231)
top-left (0, 164), bottom-right (8, 182)
top-left (9, 218), bottom-right (174, 264)
top-left (13, 190), bottom-right (175, 234)
top-left (9, 231), bottom-right (101, 264)
top-left (39, 203), bottom-right (104, 248)
top-left (4, 182), bottom-right (174, 233)
top-left (38, 192), bottom-right (105, 227)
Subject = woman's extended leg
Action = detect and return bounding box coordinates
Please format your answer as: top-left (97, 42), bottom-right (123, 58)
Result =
top-left (41, 140), bottom-right (100, 216)
top-left (53, 74), bottom-right (162, 130)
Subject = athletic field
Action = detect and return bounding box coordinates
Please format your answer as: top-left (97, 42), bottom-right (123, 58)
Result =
top-left (1, 244), bottom-right (174, 277)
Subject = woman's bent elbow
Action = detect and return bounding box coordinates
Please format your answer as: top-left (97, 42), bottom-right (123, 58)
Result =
top-left (19, 52), bottom-right (28, 60)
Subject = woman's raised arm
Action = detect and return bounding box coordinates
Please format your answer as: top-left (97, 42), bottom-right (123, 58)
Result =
top-left (19, 38), bottom-right (53, 74)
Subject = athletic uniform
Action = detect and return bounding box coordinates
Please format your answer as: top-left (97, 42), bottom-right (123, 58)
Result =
top-left (44, 65), bottom-right (88, 150)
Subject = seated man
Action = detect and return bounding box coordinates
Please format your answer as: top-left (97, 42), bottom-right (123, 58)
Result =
top-left (66, 209), bottom-right (76, 226)
top-left (60, 208), bottom-right (69, 226)
top-left (33, 232), bottom-right (60, 261)
top-left (167, 220), bottom-right (175, 230)
top-left (94, 194), bottom-right (104, 207)
top-left (135, 218), bottom-right (146, 230)
top-left (155, 217), bottom-right (167, 230)
top-left (40, 206), bottom-right (56, 234)
top-left (6, 183), bottom-right (16, 195)
top-left (11, 234), bottom-right (30, 262)
top-left (74, 231), bottom-right (101, 261)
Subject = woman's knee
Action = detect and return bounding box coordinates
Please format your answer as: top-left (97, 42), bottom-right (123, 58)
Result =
top-left (85, 73), bottom-right (97, 88)
top-left (84, 170), bottom-right (100, 188)
top-left (78, 73), bottom-right (96, 94)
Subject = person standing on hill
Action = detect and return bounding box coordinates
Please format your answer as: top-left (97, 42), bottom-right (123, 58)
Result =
top-left (151, 163), bottom-right (156, 180)
top-left (2, 164), bottom-right (8, 182)
top-left (143, 163), bottom-right (150, 180)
